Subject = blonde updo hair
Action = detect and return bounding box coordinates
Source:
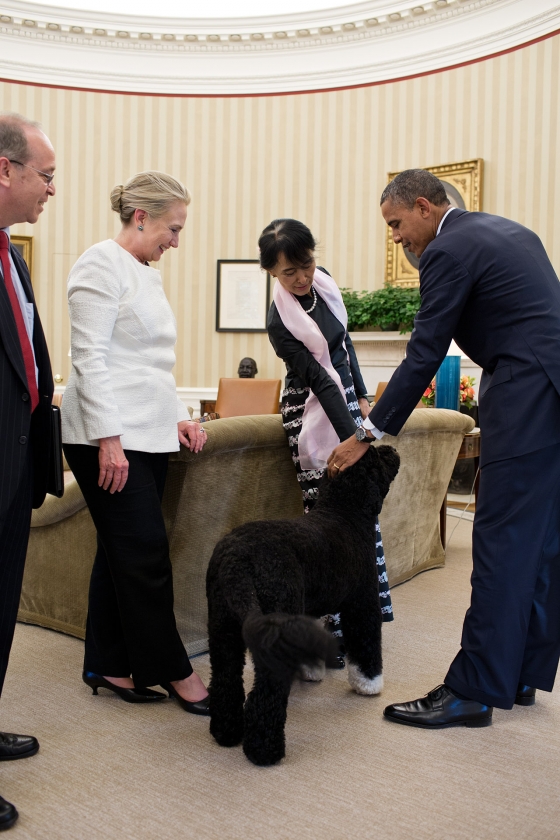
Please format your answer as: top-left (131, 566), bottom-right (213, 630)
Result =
top-left (110, 170), bottom-right (191, 224)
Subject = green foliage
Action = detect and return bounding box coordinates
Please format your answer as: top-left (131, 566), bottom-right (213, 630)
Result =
top-left (341, 284), bottom-right (421, 333)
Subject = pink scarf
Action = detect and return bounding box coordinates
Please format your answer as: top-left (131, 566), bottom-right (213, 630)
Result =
top-left (273, 268), bottom-right (348, 470)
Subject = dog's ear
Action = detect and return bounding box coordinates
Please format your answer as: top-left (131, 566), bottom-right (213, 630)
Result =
top-left (364, 445), bottom-right (400, 503)
top-left (375, 445), bottom-right (400, 483)
top-left (320, 447), bottom-right (374, 510)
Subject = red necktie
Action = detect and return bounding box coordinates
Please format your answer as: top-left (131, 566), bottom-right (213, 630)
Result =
top-left (0, 231), bottom-right (39, 411)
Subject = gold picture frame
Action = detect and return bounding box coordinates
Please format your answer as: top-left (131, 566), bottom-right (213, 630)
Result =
top-left (385, 159), bottom-right (483, 288)
top-left (11, 235), bottom-right (34, 282)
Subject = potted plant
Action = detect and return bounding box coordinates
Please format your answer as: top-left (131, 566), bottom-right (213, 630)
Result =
top-left (341, 284), bottom-right (421, 333)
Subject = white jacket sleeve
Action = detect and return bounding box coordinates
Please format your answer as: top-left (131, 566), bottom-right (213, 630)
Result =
top-left (67, 250), bottom-right (124, 441)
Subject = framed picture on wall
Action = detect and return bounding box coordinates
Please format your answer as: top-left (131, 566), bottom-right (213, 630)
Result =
top-left (11, 235), bottom-right (34, 282)
top-left (216, 260), bottom-right (270, 332)
top-left (385, 159), bottom-right (483, 288)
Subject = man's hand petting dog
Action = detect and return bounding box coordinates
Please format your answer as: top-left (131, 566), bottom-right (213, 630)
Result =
top-left (327, 433), bottom-right (372, 478)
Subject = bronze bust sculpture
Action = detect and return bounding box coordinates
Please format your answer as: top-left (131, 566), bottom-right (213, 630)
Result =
top-left (237, 357), bottom-right (258, 378)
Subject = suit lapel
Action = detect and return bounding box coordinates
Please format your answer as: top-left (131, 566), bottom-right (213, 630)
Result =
top-left (0, 246), bottom-right (33, 389)
top-left (11, 244), bottom-right (34, 303)
top-left (11, 244), bottom-right (52, 399)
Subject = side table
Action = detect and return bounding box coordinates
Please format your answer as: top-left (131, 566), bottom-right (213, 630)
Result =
top-left (440, 429), bottom-right (480, 548)
top-left (200, 399), bottom-right (217, 416)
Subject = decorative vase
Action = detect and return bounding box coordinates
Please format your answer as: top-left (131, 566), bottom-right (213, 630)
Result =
top-left (435, 355), bottom-right (461, 411)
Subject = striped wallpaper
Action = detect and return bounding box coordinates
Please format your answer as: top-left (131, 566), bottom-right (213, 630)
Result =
top-left (2, 33), bottom-right (559, 388)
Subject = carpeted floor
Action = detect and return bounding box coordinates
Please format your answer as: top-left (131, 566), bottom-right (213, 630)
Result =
top-left (1, 516), bottom-right (559, 840)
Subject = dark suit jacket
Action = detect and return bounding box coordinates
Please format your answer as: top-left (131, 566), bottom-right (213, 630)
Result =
top-left (0, 243), bottom-right (53, 515)
top-left (368, 209), bottom-right (560, 466)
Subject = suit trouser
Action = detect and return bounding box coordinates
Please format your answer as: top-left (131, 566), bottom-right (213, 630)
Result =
top-left (0, 452), bottom-right (33, 697)
top-left (63, 444), bottom-right (192, 687)
top-left (445, 442), bottom-right (560, 709)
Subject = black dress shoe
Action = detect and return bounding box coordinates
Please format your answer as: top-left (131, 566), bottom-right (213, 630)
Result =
top-left (0, 796), bottom-right (18, 831)
top-left (0, 732), bottom-right (39, 761)
top-left (161, 682), bottom-right (211, 716)
top-left (515, 684), bottom-right (536, 706)
top-left (82, 671), bottom-right (167, 704)
top-left (384, 684), bottom-right (493, 729)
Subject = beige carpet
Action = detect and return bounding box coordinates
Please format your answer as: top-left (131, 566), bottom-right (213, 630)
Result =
top-left (1, 516), bottom-right (559, 840)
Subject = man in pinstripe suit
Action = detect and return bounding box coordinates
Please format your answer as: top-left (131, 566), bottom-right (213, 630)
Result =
top-left (0, 113), bottom-right (55, 831)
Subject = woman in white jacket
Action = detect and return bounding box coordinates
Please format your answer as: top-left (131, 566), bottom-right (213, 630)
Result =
top-left (62, 172), bottom-right (210, 715)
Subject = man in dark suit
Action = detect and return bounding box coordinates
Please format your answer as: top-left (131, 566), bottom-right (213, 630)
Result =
top-left (328, 169), bottom-right (560, 729)
top-left (0, 113), bottom-right (55, 830)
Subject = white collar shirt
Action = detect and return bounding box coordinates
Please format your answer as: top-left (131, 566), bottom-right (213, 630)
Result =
top-left (436, 206), bottom-right (456, 236)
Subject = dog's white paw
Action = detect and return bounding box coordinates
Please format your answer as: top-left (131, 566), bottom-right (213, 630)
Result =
top-left (298, 661), bottom-right (326, 682)
top-left (347, 663), bottom-right (383, 695)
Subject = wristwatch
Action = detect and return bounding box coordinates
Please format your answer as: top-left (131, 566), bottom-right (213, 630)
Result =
top-left (355, 426), bottom-right (372, 443)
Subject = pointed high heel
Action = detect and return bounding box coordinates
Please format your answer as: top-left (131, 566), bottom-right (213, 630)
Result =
top-left (160, 682), bottom-right (211, 716)
top-left (82, 671), bottom-right (167, 703)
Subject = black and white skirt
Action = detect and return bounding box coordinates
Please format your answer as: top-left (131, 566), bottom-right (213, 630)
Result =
top-left (281, 384), bottom-right (394, 622)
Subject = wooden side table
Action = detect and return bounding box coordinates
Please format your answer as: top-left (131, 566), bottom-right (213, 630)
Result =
top-left (440, 430), bottom-right (480, 548)
top-left (200, 399), bottom-right (217, 416)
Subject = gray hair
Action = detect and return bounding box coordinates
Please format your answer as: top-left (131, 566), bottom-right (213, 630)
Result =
top-left (380, 169), bottom-right (450, 209)
top-left (110, 170), bottom-right (191, 224)
top-left (0, 112), bottom-right (42, 164)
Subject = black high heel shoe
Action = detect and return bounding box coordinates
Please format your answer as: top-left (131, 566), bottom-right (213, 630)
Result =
top-left (161, 682), bottom-right (211, 716)
top-left (82, 671), bottom-right (167, 704)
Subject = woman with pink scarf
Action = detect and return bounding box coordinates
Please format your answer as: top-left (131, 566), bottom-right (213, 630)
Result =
top-left (261, 219), bottom-right (393, 660)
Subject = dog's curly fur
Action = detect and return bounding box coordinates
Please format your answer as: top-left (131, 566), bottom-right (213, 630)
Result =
top-left (206, 444), bottom-right (400, 766)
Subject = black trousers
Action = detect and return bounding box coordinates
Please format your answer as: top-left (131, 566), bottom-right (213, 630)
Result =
top-left (63, 444), bottom-right (192, 686)
top-left (445, 442), bottom-right (560, 709)
top-left (0, 452), bottom-right (33, 696)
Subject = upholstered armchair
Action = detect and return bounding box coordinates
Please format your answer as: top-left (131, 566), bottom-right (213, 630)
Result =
top-left (19, 409), bottom-right (474, 655)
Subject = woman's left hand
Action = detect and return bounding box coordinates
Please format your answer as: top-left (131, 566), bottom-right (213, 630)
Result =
top-left (178, 420), bottom-right (207, 453)
top-left (358, 397), bottom-right (372, 420)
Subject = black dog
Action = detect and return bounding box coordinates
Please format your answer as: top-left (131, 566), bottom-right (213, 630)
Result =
top-left (206, 444), bottom-right (400, 766)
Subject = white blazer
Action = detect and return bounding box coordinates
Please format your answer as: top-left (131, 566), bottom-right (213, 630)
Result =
top-left (61, 239), bottom-right (189, 452)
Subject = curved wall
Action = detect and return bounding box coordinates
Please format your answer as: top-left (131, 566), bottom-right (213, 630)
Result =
top-left (1, 0), bottom-right (559, 94)
top-left (2, 33), bottom-right (560, 388)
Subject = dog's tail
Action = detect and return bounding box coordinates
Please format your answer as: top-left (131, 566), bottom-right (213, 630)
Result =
top-left (242, 610), bottom-right (340, 683)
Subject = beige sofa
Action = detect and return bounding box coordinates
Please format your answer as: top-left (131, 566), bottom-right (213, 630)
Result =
top-left (18, 409), bottom-right (474, 655)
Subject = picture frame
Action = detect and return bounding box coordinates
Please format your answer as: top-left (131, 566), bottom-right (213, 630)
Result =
top-left (385, 159), bottom-right (483, 288)
top-left (216, 260), bottom-right (270, 332)
top-left (11, 235), bottom-right (34, 282)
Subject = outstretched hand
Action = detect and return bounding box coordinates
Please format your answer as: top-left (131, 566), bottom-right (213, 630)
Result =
top-left (358, 397), bottom-right (371, 420)
top-left (327, 434), bottom-right (370, 479)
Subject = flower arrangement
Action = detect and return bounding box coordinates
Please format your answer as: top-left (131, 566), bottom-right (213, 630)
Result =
top-left (421, 375), bottom-right (476, 408)
top-left (460, 375), bottom-right (476, 409)
top-left (421, 379), bottom-right (436, 407)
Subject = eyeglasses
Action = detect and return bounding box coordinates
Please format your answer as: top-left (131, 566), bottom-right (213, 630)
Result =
top-left (9, 159), bottom-right (55, 186)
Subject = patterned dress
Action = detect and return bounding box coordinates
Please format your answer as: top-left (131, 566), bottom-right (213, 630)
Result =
top-left (268, 274), bottom-right (393, 623)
